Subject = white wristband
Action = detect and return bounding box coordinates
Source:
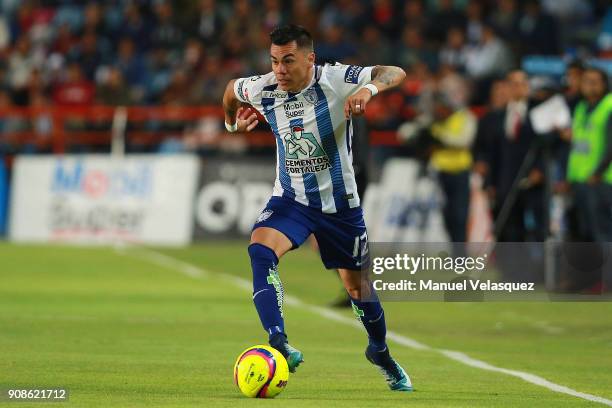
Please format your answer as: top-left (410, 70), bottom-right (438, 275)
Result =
top-left (364, 83), bottom-right (379, 96)
top-left (225, 121), bottom-right (238, 133)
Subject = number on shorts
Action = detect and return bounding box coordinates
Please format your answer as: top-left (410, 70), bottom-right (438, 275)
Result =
top-left (352, 231), bottom-right (369, 259)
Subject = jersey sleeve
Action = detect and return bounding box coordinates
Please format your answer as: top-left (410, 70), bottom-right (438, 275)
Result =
top-left (233, 74), bottom-right (268, 106)
top-left (324, 63), bottom-right (375, 99)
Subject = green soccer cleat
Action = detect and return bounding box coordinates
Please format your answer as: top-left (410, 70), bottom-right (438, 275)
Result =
top-left (365, 345), bottom-right (413, 392)
top-left (269, 334), bottom-right (304, 373)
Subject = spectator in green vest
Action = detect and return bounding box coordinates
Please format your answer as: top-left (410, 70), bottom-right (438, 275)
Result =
top-left (566, 67), bottom-right (612, 242)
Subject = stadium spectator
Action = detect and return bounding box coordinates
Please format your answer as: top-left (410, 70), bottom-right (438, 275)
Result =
top-left (52, 62), bottom-right (94, 106)
top-left (0, 89), bottom-right (27, 138)
top-left (465, 24), bottom-right (513, 104)
top-left (401, 0), bottom-right (429, 37)
top-left (150, 2), bottom-right (184, 52)
top-left (486, 70), bottom-right (545, 242)
top-left (51, 23), bottom-right (77, 56)
top-left (427, 0), bottom-right (466, 45)
top-left (95, 67), bottom-right (132, 106)
top-left (597, 6), bottom-right (612, 55)
top-left (371, 0), bottom-right (399, 38)
top-left (145, 48), bottom-right (172, 103)
top-left (564, 60), bottom-right (586, 113)
top-left (464, 0), bottom-right (485, 46)
top-left (8, 37), bottom-right (39, 101)
top-left (566, 67), bottom-right (612, 242)
top-left (428, 91), bottom-right (477, 242)
top-left (319, 0), bottom-right (366, 35)
top-left (555, 61), bottom-right (585, 196)
top-left (488, 0), bottom-right (519, 43)
top-left (114, 37), bottom-right (146, 102)
top-left (78, 2), bottom-right (105, 38)
top-left (315, 25), bottom-right (357, 64)
top-left (192, 0), bottom-right (225, 45)
top-left (161, 69), bottom-right (191, 106)
top-left (0, 13), bottom-right (8, 48)
top-left (517, 0), bottom-right (560, 56)
top-left (438, 27), bottom-right (470, 73)
top-left (69, 30), bottom-right (108, 81)
top-left (289, 0), bottom-right (319, 36)
top-left (225, 0), bottom-right (259, 40)
top-left (358, 25), bottom-right (392, 67)
top-left (472, 78), bottom-right (511, 184)
top-left (262, 0), bottom-right (287, 32)
top-left (395, 26), bottom-right (437, 72)
top-left (119, 3), bottom-right (151, 51)
top-left (182, 38), bottom-right (205, 74)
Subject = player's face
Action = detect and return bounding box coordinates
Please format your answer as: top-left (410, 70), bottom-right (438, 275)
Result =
top-left (270, 41), bottom-right (315, 92)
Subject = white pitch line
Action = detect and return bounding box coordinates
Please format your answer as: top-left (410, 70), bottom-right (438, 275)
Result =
top-left (439, 350), bottom-right (612, 407)
top-left (131, 248), bottom-right (612, 407)
top-left (115, 246), bottom-right (206, 279)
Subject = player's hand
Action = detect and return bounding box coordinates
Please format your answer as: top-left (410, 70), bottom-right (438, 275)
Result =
top-left (236, 106), bottom-right (259, 132)
top-left (344, 88), bottom-right (372, 119)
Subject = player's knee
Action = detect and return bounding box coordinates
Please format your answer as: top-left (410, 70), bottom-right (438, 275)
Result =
top-left (250, 227), bottom-right (292, 259)
top-left (344, 281), bottom-right (373, 300)
top-left (346, 286), bottom-right (362, 300)
top-left (248, 243), bottom-right (278, 266)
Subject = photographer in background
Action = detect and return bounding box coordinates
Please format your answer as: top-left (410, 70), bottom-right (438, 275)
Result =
top-left (398, 91), bottom-right (476, 243)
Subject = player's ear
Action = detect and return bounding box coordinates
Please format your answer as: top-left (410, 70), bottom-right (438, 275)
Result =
top-left (307, 51), bottom-right (315, 65)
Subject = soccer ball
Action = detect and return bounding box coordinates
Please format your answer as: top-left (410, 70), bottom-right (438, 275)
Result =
top-left (233, 345), bottom-right (289, 398)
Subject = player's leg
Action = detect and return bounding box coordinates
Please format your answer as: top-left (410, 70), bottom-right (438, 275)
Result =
top-left (337, 268), bottom-right (386, 351)
top-left (249, 226), bottom-right (292, 338)
top-left (248, 198), bottom-right (311, 372)
top-left (315, 207), bottom-right (412, 391)
top-left (338, 268), bottom-right (413, 392)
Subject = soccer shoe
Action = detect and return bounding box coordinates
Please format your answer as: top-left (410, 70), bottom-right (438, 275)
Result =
top-left (365, 345), bottom-right (413, 391)
top-left (269, 334), bottom-right (304, 373)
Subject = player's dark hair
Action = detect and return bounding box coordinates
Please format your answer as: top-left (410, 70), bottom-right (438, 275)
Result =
top-left (270, 24), bottom-right (313, 51)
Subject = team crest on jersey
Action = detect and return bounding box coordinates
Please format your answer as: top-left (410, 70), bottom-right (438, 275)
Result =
top-left (303, 88), bottom-right (318, 105)
top-left (283, 127), bottom-right (331, 174)
top-left (256, 210), bottom-right (274, 223)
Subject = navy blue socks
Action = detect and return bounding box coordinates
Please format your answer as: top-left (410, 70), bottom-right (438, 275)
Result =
top-left (350, 287), bottom-right (387, 351)
top-left (249, 243), bottom-right (285, 339)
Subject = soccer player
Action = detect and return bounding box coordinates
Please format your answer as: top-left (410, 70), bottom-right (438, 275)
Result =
top-left (222, 24), bottom-right (412, 391)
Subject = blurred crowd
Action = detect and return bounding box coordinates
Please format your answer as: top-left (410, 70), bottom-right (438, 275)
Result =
top-left (399, 63), bottom-right (612, 289)
top-left (0, 0), bottom-right (610, 113)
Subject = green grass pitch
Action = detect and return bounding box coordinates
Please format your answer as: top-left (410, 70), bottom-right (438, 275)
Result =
top-left (0, 242), bottom-right (611, 407)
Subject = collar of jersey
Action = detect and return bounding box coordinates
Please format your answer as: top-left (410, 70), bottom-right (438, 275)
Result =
top-left (281, 65), bottom-right (321, 99)
top-left (266, 65), bottom-right (321, 111)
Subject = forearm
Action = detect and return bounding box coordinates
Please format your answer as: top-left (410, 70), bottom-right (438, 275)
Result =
top-left (223, 79), bottom-right (240, 124)
top-left (370, 65), bottom-right (406, 93)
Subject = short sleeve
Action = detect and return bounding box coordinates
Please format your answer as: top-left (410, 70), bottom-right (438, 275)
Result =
top-left (324, 64), bottom-right (375, 99)
top-left (233, 74), bottom-right (267, 105)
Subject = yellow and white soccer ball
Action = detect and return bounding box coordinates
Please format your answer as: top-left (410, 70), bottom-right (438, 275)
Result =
top-left (233, 345), bottom-right (289, 398)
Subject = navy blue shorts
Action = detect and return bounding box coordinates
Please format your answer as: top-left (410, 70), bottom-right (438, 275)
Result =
top-left (253, 196), bottom-right (370, 270)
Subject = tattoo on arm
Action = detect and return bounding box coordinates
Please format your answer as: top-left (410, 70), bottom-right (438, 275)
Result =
top-left (372, 67), bottom-right (400, 86)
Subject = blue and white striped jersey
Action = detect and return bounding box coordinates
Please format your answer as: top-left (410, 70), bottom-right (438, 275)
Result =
top-left (233, 63), bottom-right (373, 214)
